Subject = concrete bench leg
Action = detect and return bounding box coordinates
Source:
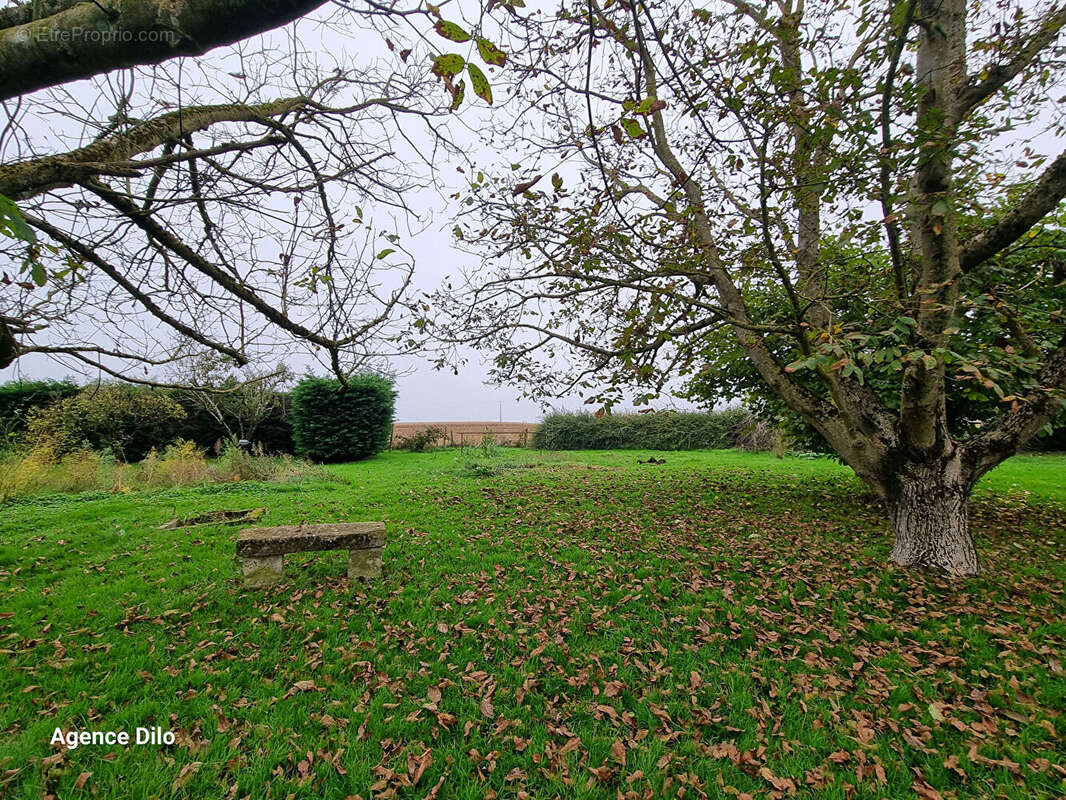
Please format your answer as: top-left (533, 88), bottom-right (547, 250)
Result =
top-left (348, 547), bottom-right (383, 579)
top-left (242, 555), bottom-right (284, 587)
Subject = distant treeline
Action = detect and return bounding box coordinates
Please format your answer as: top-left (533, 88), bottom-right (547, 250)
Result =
top-left (532, 409), bottom-right (777, 451)
top-left (532, 408), bottom-right (1066, 454)
top-left (4, 382), bottom-right (1061, 459)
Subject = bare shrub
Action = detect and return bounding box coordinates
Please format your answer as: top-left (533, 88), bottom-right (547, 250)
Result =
top-left (734, 416), bottom-right (784, 454)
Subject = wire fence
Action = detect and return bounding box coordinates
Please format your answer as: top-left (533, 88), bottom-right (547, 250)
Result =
top-left (390, 423), bottom-right (536, 450)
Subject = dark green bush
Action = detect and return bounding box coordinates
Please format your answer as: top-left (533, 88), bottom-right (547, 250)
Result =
top-left (532, 408), bottom-right (755, 451)
top-left (251, 394), bottom-right (295, 453)
top-left (1028, 425), bottom-right (1066, 452)
top-left (290, 375), bottom-right (395, 463)
top-left (0, 380), bottom-right (78, 441)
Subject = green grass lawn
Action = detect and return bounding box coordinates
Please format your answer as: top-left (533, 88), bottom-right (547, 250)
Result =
top-left (0, 449), bottom-right (1063, 799)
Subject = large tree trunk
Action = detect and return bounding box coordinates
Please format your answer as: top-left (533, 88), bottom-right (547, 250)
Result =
top-left (885, 461), bottom-right (979, 576)
top-left (0, 319), bottom-right (15, 368)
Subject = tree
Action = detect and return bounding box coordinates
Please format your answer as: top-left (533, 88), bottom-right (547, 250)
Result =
top-left (176, 356), bottom-right (293, 443)
top-left (0, 0), bottom-right (447, 381)
top-left (436, 0), bottom-right (1066, 575)
top-left (684, 217), bottom-right (1066, 454)
top-left (290, 373), bottom-right (395, 462)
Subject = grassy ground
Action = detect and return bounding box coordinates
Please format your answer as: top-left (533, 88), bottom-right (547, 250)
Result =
top-left (0, 448), bottom-right (1063, 799)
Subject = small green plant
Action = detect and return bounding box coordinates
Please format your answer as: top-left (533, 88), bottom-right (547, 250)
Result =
top-left (0, 444), bottom-right (54, 501)
top-left (397, 425), bottom-right (448, 453)
top-left (155, 440), bottom-right (209, 486)
top-left (478, 432), bottom-right (499, 458)
top-left (453, 432), bottom-right (517, 477)
top-left (456, 457), bottom-right (503, 478)
top-left (734, 416), bottom-right (785, 455)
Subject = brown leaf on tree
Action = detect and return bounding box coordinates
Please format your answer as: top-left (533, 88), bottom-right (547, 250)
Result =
top-left (512, 175), bottom-right (542, 196)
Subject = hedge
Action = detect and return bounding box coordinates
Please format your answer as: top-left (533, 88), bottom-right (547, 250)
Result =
top-left (533, 409), bottom-right (754, 451)
top-left (4, 380), bottom-right (297, 458)
top-left (290, 375), bottom-right (395, 463)
top-left (0, 380), bottom-right (79, 438)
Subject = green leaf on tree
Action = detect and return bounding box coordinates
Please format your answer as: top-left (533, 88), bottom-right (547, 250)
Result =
top-left (476, 38), bottom-right (507, 66)
top-left (624, 96), bottom-right (668, 116)
top-left (620, 118), bottom-right (645, 138)
top-left (0, 194), bottom-right (35, 244)
top-left (467, 63), bottom-right (493, 105)
top-left (432, 53), bottom-right (465, 78)
top-left (434, 19), bottom-right (472, 42)
top-left (376, 248), bottom-right (396, 259)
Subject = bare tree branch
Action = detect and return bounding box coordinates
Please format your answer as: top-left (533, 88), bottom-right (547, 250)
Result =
top-left (0, 98), bottom-right (308, 200)
top-left (960, 150), bottom-right (1066, 272)
top-left (953, 3), bottom-right (1066, 121)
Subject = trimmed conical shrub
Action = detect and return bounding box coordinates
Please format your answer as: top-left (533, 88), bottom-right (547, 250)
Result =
top-left (290, 375), bottom-right (395, 463)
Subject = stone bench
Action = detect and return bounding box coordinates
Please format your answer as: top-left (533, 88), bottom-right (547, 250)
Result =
top-left (236, 522), bottom-right (385, 587)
